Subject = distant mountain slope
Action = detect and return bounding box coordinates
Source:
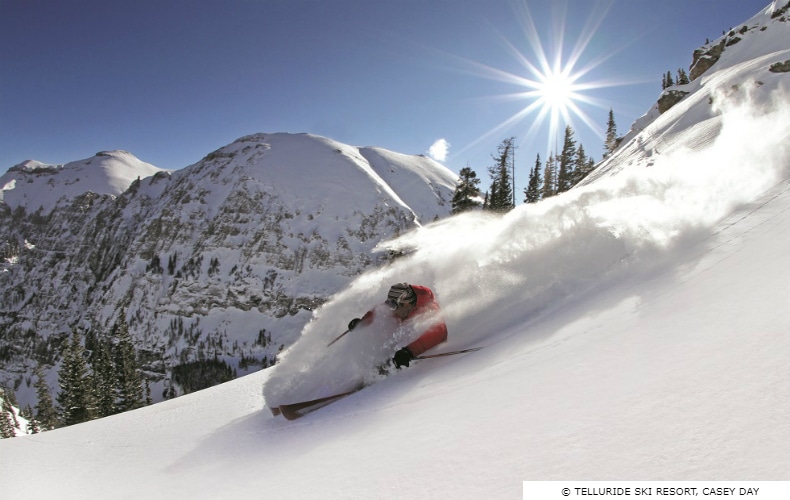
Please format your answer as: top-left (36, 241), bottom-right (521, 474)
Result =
top-left (0, 133), bottom-right (457, 407)
top-left (0, 150), bottom-right (166, 213)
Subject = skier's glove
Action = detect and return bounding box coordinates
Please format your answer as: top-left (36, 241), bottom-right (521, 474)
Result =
top-left (348, 318), bottom-right (362, 330)
top-left (393, 347), bottom-right (414, 369)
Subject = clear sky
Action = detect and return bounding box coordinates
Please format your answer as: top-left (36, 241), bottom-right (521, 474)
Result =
top-left (0, 0), bottom-right (769, 199)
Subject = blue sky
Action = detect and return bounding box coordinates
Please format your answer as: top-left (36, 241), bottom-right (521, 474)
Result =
top-left (0, 0), bottom-right (768, 198)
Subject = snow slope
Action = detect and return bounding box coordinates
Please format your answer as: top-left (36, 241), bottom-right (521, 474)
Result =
top-left (2, 3), bottom-right (790, 498)
top-left (0, 150), bottom-right (165, 213)
top-left (583, 0), bottom-right (790, 184)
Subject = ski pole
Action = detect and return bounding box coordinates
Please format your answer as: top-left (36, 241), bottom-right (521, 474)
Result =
top-left (327, 329), bottom-right (351, 347)
top-left (414, 346), bottom-right (483, 360)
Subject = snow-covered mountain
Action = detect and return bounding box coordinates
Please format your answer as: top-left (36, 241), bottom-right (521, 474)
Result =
top-left (0, 150), bottom-right (165, 213)
top-left (2, 2), bottom-right (790, 497)
top-left (0, 132), bottom-right (457, 406)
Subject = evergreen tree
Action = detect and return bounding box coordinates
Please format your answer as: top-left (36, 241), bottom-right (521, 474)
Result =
top-left (0, 387), bottom-right (19, 438)
top-left (91, 339), bottom-right (117, 418)
top-left (542, 153), bottom-right (557, 199)
top-left (57, 331), bottom-right (95, 426)
top-left (486, 137), bottom-right (516, 212)
top-left (573, 144), bottom-right (588, 185)
top-left (557, 126), bottom-right (577, 193)
top-left (677, 68), bottom-right (690, 85)
top-left (451, 166), bottom-right (482, 214)
top-left (524, 154), bottom-right (543, 204)
top-left (112, 311), bottom-right (145, 413)
top-left (604, 108), bottom-right (618, 157)
top-left (664, 70), bottom-right (674, 89)
top-left (33, 366), bottom-right (58, 431)
top-left (22, 404), bottom-right (40, 434)
top-left (0, 408), bottom-right (16, 438)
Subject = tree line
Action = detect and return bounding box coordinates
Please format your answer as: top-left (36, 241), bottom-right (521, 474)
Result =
top-left (452, 109), bottom-right (619, 213)
top-left (1, 310), bottom-right (151, 436)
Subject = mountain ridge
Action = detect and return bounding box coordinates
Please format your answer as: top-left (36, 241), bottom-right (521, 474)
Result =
top-left (0, 150), bottom-right (166, 213)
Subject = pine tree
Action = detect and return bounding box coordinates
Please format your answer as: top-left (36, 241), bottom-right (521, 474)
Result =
top-left (0, 387), bottom-right (19, 438)
top-left (57, 331), bottom-right (95, 426)
top-left (33, 366), bottom-right (59, 431)
top-left (524, 154), bottom-right (543, 204)
top-left (573, 144), bottom-right (588, 185)
top-left (664, 70), bottom-right (674, 89)
top-left (677, 68), bottom-right (690, 85)
top-left (91, 339), bottom-right (117, 418)
top-left (451, 166), bottom-right (482, 214)
top-left (0, 407), bottom-right (16, 438)
top-left (542, 153), bottom-right (557, 199)
top-left (21, 405), bottom-right (40, 434)
top-left (486, 137), bottom-right (516, 212)
top-left (604, 108), bottom-right (618, 158)
top-left (112, 311), bottom-right (145, 413)
top-left (557, 126), bottom-right (577, 193)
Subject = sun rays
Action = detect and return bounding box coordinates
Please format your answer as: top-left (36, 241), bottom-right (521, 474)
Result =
top-left (453, 0), bottom-right (630, 159)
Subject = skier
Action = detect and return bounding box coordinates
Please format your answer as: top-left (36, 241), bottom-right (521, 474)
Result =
top-left (347, 282), bottom-right (448, 368)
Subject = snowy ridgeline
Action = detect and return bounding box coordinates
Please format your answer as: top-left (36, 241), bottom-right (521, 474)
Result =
top-left (0, 151), bottom-right (165, 213)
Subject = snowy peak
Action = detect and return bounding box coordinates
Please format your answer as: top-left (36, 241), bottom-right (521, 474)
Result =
top-left (185, 132), bottom-right (456, 224)
top-left (0, 150), bottom-right (166, 213)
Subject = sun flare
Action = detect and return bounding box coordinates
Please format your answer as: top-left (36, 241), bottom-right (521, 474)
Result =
top-left (451, 0), bottom-right (636, 160)
top-left (538, 67), bottom-right (577, 112)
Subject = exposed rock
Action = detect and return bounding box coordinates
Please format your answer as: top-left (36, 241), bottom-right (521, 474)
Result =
top-left (769, 59), bottom-right (790, 73)
top-left (690, 39), bottom-right (726, 81)
top-left (658, 89), bottom-right (690, 114)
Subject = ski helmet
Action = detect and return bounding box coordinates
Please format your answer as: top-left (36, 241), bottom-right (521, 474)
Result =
top-left (386, 282), bottom-right (416, 309)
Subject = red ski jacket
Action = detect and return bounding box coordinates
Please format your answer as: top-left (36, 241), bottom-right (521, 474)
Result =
top-left (359, 285), bottom-right (448, 357)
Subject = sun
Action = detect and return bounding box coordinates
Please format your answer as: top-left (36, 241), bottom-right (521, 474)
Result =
top-left (451, 0), bottom-right (633, 159)
top-left (538, 66), bottom-right (577, 114)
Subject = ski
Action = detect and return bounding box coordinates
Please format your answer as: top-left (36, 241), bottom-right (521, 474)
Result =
top-left (277, 385), bottom-right (364, 420)
top-left (414, 346), bottom-right (483, 360)
top-left (273, 348), bottom-right (482, 420)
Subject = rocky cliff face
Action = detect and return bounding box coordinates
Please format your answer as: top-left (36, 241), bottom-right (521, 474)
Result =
top-left (660, 1), bottom-right (790, 115)
top-left (0, 133), bottom-right (457, 405)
